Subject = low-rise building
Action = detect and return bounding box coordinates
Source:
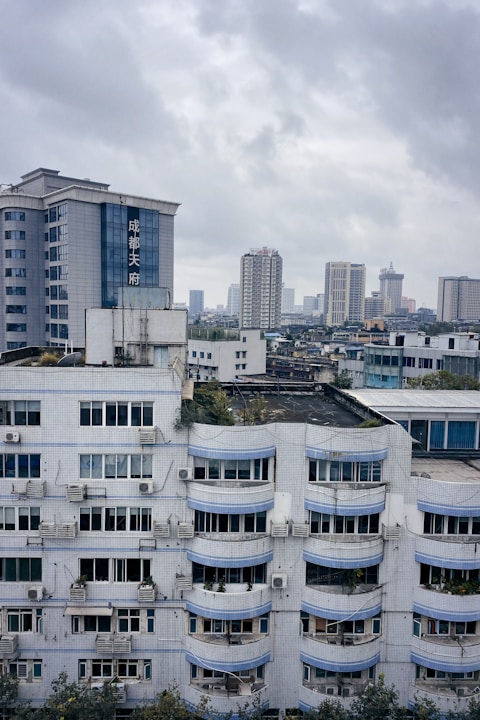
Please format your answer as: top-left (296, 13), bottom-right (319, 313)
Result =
top-left (187, 328), bottom-right (265, 381)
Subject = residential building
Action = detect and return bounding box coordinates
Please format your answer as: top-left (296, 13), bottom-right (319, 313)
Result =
top-left (187, 328), bottom-right (266, 381)
top-left (379, 263), bottom-right (404, 314)
top-left (282, 287), bottom-right (295, 314)
top-left (189, 290), bottom-right (204, 318)
top-left (437, 276), bottom-right (480, 322)
top-left (401, 296), bottom-right (416, 314)
top-left (226, 284), bottom-right (240, 317)
top-left (324, 262), bottom-right (366, 325)
top-left (364, 291), bottom-right (389, 320)
top-left (0, 168), bottom-right (179, 350)
top-left (239, 248), bottom-right (283, 329)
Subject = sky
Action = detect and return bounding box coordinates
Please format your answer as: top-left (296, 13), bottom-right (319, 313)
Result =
top-left (1, 0), bottom-right (479, 312)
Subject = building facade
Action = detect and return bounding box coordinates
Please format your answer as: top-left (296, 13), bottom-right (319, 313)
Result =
top-left (379, 263), bottom-right (404, 314)
top-left (0, 168), bottom-right (179, 350)
top-left (187, 328), bottom-right (266, 381)
top-left (324, 262), bottom-right (366, 326)
top-left (437, 276), bottom-right (480, 322)
top-left (189, 290), bottom-right (204, 319)
top-left (239, 248), bottom-right (283, 330)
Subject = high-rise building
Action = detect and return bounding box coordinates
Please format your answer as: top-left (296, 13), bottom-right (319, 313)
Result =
top-left (282, 286), bottom-right (295, 314)
top-left (239, 248), bottom-right (283, 329)
top-left (0, 168), bottom-right (179, 350)
top-left (379, 263), bottom-right (404, 313)
top-left (189, 290), bottom-right (204, 318)
top-left (437, 276), bottom-right (480, 322)
top-left (226, 284), bottom-right (240, 316)
top-left (324, 262), bottom-right (366, 325)
top-left (364, 291), bottom-right (388, 320)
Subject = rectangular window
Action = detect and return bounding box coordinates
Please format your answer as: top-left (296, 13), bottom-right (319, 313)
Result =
top-left (79, 454), bottom-right (152, 480)
top-left (7, 608), bottom-right (42, 632)
top-left (6, 306), bottom-right (26, 314)
top-left (5, 250), bottom-right (26, 259)
top-left (0, 401), bottom-right (40, 426)
top-left (0, 507), bottom-right (40, 531)
top-left (80, 402), bottom-right (153, 427)
top-left (6, 287), bottom-right (26, 296)
top-left (4, 212), bottom-right (25, 221)
top-left (0, 454), bottom-right (40, 478)
top-left (5, 269), bottom-right (26, 278)
top-left (309, 459), bottom-right (382, 483)
top-left (193, 457), bottom-right (269, 481)
top-left (0, 558), bottom-right (42, 581)
top-left (4, 231), bottom-right (25, 240)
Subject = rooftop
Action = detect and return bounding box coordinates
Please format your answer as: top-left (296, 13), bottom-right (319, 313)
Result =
top-left (344, 389), bottom-right (480, 411)
top-left (411, 457), bottom-right (480, 483)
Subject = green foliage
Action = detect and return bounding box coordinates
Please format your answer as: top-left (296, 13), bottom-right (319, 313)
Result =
top-left (407, 370), bottom-right (480, 390)
top-left (27, 672), bottom-right (117, 720)
top-left (410, 696), bottom-right (442, 720)
top-left (131, 685), bottom-right (209, 720)
top-left (357, 418), bottom-right (382, 428)
top-left (175, 381), bottom-right (234, 428)
top-left (333, 370), bottom-right (353, 389)
top-left (303, 698), bottom-right (349, 720)
top-left (350, 675), bottom-right (406, 720)
top-left (0, 673), bottom-right (19, 709)
top-left (244, 395), bottom-right (267, 425)
top-left (38, 352), bottom-right (61, 367)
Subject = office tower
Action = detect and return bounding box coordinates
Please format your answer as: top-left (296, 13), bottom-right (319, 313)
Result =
top-left (401, 296), bottom-right (416, 314)
top-left (364, 291), bottom-right (388, 320)
top-left (379, 263), bottom-right (404, 313)
top-left (437, 276), bottom-right (480, 322)
top-left (324, 262), bottom-right (366, 325)
top-left (239, 248), bottom-right (283, 329)
top-left (189, 290), bottom-right (204, 318)
top-left (226, 283), bottom-right (240, 316)
top-left (282, 286), bottom-right (295, 314)
top-left (0, 168), bottom-right (179, 350)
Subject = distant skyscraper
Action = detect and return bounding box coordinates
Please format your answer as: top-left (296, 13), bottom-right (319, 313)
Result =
top-left (240, 248), bottom-right (283, 329)
top-left (189, 289), bottom-right (204, 317)
top-left (226, 284), bottom-right (240, 316)
top-left (324, 262), bottom-right (366, 325)
top-left (437, 276), bottom-right (480, 322)
top-left (401, 296), bottom-right (416, 314)
top-left (282, 286), bottom-right (295, 314)
top-left (364, 291), bottom-right (387, 320)
top-left (379, 263), bottom-right (404, 313)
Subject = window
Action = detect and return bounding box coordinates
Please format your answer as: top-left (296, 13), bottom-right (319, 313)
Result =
top-left (58, 265), bottom-right (68, 280)
top-left (424, 512), bottom-right (480, 535)
top-left (58, 285), bottom-right (68, 300)
top-left (4, 231), bottom-right (25, 240)
top-left (79, 454), bottom-right (152, 479)
top-left (0, 558), bottom-right (42, 581)
top-left (0, 401), bottom-right (40, 426)
top-left (310, 512), bottom-right (379, 535)
top-left (194, 510), bottom-right (266, 534)
top-left (49, 208), bottom-right (57, 223)
top-left (79, 558), bottom-right (151, 583)
top-left (190, 664), bottom-right (263, 683)
top-left (6, 306), bottom-right (26, 314)
top-left (0, 454), bottom-right (40, 478)
top-left (59, 324), bottom-right (68, 339)
top-left (0, 507), bottom-right (40, 531)
top-left (58, 204), bottom-right (67, 219)
top-left (424, 617), bottom-right (476, 636)
top-left (420, 563), bottom-right (480, 587)
top-left (72, 615), bottom-right (111, 633)
top-left (78, 659), bottom-right (151, 681)
top-left (192, 562), bottom-right (266, 585)
top-left (85, 506), bottom-right (152, 532)
top-left (5, 250), bottom-right (25, 259)
top-left (7, 608), bottom-right (42, 633)
top-left (80, 401), bottom-right (153, 427)
top-left (308, 459), bottom-right (382, 483)
top-left (306, 562), bottom-right (379, 587)
top-left (6, 287), bottom-right (26, 296)
top-left (193, 457), bottom-right (269, 481)
top-left (6, 323), bottom-right (26, 332)
top-left (4, 212), bottom-right (25, 221)
top-left (58, 225), bottom-right (68, 243)
top-left (5, 660), bottom-right (42, 681)
top-left (5, 269), bottom-right (26, 278)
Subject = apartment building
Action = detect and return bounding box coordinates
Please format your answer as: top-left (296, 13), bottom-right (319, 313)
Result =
top-left (324, 262), bottom-right (366, 326)
top-left (437, 276), bottom-right (480, 323)
top-left (1, 311), bottom-right (479, 717)
top-left (240, 248), bottom-right (283, 330)
top-left (187, 328), bottom-right (266, 381)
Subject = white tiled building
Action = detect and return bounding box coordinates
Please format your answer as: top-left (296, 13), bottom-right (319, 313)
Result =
top-left (1, 313), bottom-right (480, 717)
top-left (187, 329), bottom-right (266, 381)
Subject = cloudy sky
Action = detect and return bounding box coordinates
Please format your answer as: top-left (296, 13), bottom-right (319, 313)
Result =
top-left (1, 0), bottom-right (479, 311)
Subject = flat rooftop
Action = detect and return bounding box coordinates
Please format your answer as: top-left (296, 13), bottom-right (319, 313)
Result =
top-left (411, 457), bottom-right (480, 483)
top-left (344, 389), bottom-right (480, 412)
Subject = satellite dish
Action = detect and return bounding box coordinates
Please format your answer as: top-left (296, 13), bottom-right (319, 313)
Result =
top-left (57, 352), bottom-right (83, 367)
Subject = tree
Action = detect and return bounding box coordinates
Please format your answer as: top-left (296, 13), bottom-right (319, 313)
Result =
top-left (333, 370), bottom-right (353, 389)
top-left (28, 672), bottom-right (117, 720)
top-left (131, 686), bottom-right (208, 720)
top-left (303, 698), bottom-right (349, 720)
top-left (407, 370), bottom-right (480, 390)
top-left (350, 675), bottom-right (406, 720)
top-left (244, 395), bottom-right (267, 425)
top-left (175, 381), bottom-right (234, 428)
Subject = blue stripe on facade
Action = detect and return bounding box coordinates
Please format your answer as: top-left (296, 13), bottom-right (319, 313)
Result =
top-left (415, 551), bottom-right (480, 570)
top-left (300, 651), bottom-right (380, 673)
top-left (187, 497), bottom-right (274, 514)
top-left (418, 500), bottom-right (480, 517)
top-left (187, 549), bottom-right (273, 568)
top-left (185, 600), bottom-right (272, 620)
top-left (185, 650), bottom-right (270, 672)
top-left (188, 445), bottom-right (276, 460)
top-left (410, 650), bottom-right (480, 674)
top-left (303, 550), bottom-right (383, 569)
top-left (305, 447), bottom-right (388, 462)
top-left (305, 498), bottom-right (385, 516)
top-left (413, 601), bottom-right (480, 622)
top-left (300, 600), bottom-right (382, 621)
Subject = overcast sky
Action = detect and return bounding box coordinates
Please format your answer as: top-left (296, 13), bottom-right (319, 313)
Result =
top-left (1, 0), bottom-right (479, 311)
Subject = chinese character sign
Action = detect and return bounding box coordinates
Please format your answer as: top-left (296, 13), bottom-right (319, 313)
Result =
top-left (127, 208), bottom-right (140, 286)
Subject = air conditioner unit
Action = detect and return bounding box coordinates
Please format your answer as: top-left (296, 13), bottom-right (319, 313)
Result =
top-left (27, 586), bottom-right (44, 601)
top-left (456, 687), bottom-right (470, 697)
top-left (4, 431), bottom-right (19, 443)
top-left (342, 684), bottom-right (354, 697)
top-left (139, 428), bottom-right (156, 445)
top-left (139, 481), bottom-right (154, 495)
top-left (325, 684), bottom-right (337, 696)
top-left (67, 484), bottom-right (86, 501)
top-left (271, 573), bottom-right (287, 589)
top-left (177, 467), bottom-right (193, 481)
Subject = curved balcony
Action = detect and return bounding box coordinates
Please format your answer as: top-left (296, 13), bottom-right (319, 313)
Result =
top-left (305, 424), bottom-right (390, 458)
top-left (299, 681), bottom-right (363, 710)
top-left (187, 482), bottom-right (274, 514)
top-left (183, 681), bottom-right (269, 716)
top-left (189, 424), bottom-right (275, 459)
top-left (417, 476), bottom-right (480, 516)
top-left (302, 584), bottom-right (382, 619)
top-left (188, 584), bottom-right (270, 618)
top-left (413, 585), bottom-right (480, 622)
top-left (407, 684), bottom-right (468, 715)
top-left (416, 536), bottom-right (480, 568)
top-left (305, 483), bottom-right (386, 515)
top-left (411, 634), bottom-right (480, 672)
top-left (304, 536), bottom-right (383, 567)
top-left (188, 536), bottom-right (273, 566)
top-left (301, 633), bottom-right (381, 668)
top-left (185, 634), bottom-right (271, 666)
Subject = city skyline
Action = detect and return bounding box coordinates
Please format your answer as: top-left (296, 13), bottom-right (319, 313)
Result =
top-left (1, 2), bottom-right (479, 312)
